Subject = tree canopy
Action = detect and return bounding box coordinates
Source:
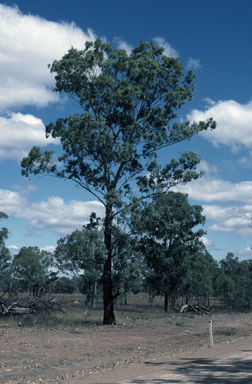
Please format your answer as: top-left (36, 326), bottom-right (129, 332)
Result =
top-left (54, 216), bottom-right (107, 308)
top-left (21, 39), bottom-right (216, 324)
top-left (12, 246), bottom-right (55, 297)
top-left (132, 192), bottom-right (206, 312)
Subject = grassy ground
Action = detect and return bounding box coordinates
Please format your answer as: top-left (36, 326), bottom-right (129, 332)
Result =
top-left (0, 292), bottom-right (229, 329)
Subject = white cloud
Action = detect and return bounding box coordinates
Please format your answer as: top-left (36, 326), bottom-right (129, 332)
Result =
top-left (7, 245), bottom-right (18, 250)
top-left (175, 178), bottom-right (252, 203)
top-left (203, 97), bottom-right (216, 106)
top-left (201, 236), bottom-right (215, 248)
top-left (7, 245), bottom-right (19, 257)
top-left (0, 189), bottom-right (27, 215)
top-left (238, 247), bottom-right (252, 258)
top-left (186, 58), bottom-right (201, 70)
top-left (152, 37), bottom-right (179, 58)
top-left (0, 112), bottom-right (60, 160)
top-left (187, 99), bottom-right (252, 152)
top-left (40, 245), bottom-right (56, 253)
top-left (7, 244), bottom-right (56, 256)
top-left (173, 160), bottom-right (252, 203)
top-left (0, 4), bottom-right (96, 112)
top-left (172, 160), bottom-right (252, 237)
top-left (17, 196), bottom-right (105, 236)
top-left (114, 36), bottom-right (179, 58)
top-left (203, 203), bottom-right (252, 236)
top-left (196, 159), bottom-right (219, 175)
top-left (11, 184), bottom-right (39, 196)
top-left (0, 188), bottom-right (105, 236)
top-left (113, 38), bottom-right (133, 55)
top-left (237, 156), bottom-right (252, 168)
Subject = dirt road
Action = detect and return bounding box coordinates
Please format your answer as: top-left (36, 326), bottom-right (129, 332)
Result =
top-left (117, 337), bottom-right (252, 383)
top-left (1, 311), bottom-right (252, 383)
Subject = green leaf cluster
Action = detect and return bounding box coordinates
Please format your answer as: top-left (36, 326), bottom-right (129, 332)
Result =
top-left (12, 246), bottom-right (55, 296)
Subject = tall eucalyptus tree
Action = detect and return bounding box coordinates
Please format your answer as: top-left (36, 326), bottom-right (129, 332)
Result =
top-left (21, 39), bottom-right (216, 324)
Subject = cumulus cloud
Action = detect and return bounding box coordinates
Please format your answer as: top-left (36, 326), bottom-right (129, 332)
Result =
top-left (7, 245), bottom-right (19, 257)
top-left (173, 160), bottom-right (252, 203)
top-left (187, 99), bottom-right (252, 152)
top-left (0, 189), bottom-right (27, 215)
top-left (201, 236), bottom-right (215, 248)
top-left (40, 245), bottom-right (56, 254)
top-left (175, 178), bottom-right (252, 203)
top-left (238, 247), bottom-right (252, 259)
top-left (203, 203), bottom-right (252, 236)
top-left (186, 58), bottom-right (201, 70)
top-left (0, 4), bottom-right (96, 112)
top-left (0, 188), bottom-right (104, 236)
top-left (113, 37), bottom-right (133, 55)
top-left (17, 197), bottom-right (105, 236)
top-left (0, 112), bottom-right (60, 160)
top-left (152, 37), bottom-right (179, 58)
top-left (172, 160), bottom-right (252, 237)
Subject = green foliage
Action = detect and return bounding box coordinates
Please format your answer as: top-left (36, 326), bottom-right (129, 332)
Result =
top-left (54, 216), bottom-right (107, 307)
top-left (54, 225), bottom-right (106, 275)
top-left (0, 212), bottom-right (11, 292)
top-left (180, 250), bottom-right (215, 304)
top-left (218, 253), bottom-right (252, 309)
top-left (12, 246), bottom-right (56, 296)
top-left (53, 277), bottom-right (76, 294)
top-left (132, 192), bottom-right (206, 312)
top-left (143, 271), bottom-right (161, 306)
top-left (21, 39), bottom-right (216, 324)
top-left (111, 225), bottom-right (143, 298)
top-left (54, 215), bottom-right (142, 305)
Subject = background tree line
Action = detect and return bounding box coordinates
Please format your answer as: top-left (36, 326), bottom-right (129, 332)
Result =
top-left (1, 194), bottom-right (252, 314)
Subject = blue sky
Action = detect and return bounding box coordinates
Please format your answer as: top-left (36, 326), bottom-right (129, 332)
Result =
top-left (0, 0), bottom-right (252, 261)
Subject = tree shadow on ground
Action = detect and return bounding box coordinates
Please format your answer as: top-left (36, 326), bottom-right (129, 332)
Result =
top-left (128, 350), bottom-right (252, 383)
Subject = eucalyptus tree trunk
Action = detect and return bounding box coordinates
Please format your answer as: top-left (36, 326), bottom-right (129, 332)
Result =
top-left (92, 279), bottom-right (97, 309)
top-left (103, 257), bottom-right (115, 324)
top-left (103, 205), bottom-right (116, 325)
top-left (164, 279), bottom-right (169, 313)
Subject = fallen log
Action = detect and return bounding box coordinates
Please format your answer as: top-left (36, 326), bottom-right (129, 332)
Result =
top-left (178, 303), bottom-right (209, 314)
top-left (0, 287), bottom-right (61, 316)
top-left (180, 304), bottom-right (189, 313)
top-left (11, 308), bottom-right (35, 315)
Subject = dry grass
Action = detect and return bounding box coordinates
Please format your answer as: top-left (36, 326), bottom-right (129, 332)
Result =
top-left (0, 293), bottom-right (228, 329)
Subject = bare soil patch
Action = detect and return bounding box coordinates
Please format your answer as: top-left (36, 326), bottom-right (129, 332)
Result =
top-left (1, 310), bottom-right (252, 384)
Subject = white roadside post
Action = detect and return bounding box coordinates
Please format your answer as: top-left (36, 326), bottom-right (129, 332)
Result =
top-left (209, 320), bottom-right (213, 347)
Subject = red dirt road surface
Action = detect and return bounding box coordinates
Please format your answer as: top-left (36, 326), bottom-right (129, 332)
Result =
top-left (1, 311), bottom-right (252, 383)
top-left (117, 337), bottom-right (252, 383)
